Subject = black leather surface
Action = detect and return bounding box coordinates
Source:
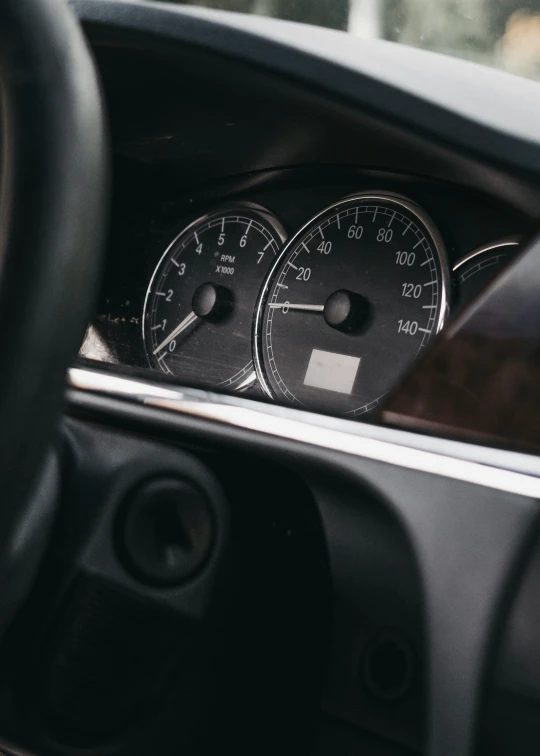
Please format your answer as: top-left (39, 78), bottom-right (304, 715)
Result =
top-left (0, 0), bottom-right (107, 631)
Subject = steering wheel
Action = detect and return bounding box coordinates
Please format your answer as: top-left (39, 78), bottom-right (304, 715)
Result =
top-left (0, 0), bottom-right (106, 631)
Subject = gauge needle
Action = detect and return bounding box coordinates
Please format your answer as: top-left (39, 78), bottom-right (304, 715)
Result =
top-left (269, 303), bottom-right (324, 312)
top-left (153, 311), bottom-right (199, 355)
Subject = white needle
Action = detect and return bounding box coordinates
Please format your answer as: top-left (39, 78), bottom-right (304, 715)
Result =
top-left (269, 303), bottom-right (325, 312)
top-left (153, 311), bottom-right (199, 354)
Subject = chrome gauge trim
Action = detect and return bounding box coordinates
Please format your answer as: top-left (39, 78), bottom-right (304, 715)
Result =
top-left (453, 237), bottom-right (520, 276)
top-left (142, 201), bottom-right (287, 387)
top-left (68, 366), bottom-right (540, 500)
top-left (253, 191), bottom-right (450, 404)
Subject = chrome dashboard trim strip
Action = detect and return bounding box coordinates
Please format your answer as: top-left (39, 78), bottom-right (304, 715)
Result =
top-left (68, 366), bottom-right (540, 500)
top-left (69, 368), bottom-right (184, 402)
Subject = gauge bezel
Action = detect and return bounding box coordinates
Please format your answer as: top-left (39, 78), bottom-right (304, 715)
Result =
top-left (453, 237), bottom-right (520, 278)
top-left (142, 202), bottom-right (287, 387)
top-left (253, 191), bottom-right (451, 405)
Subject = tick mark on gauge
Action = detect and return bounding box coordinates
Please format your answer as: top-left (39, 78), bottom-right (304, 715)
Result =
top-left (288, 262), bottom-right (299, 270)
top-left (423, 280), bottom-right (436, 287)
top-left (420, 257), bottom-right (432, 266)
top-left (402, 221), bottom-right (412, 235)
top-left (388, 211), bottom-right (396, 226)
top-left (194, 231), bottom-right (199, 245)
top-left (245, 219), bottom-right (252, 235)
top-left (264, 240), bottom-right (273, 250)
top-left (155, 292), bottom-right (166, 297)
top-left (373, 207), bottom-right (378, 222)
top-left (277, 283), bottom-right (288, 289)
top-left (171, 259), bottom-right (179, 267)
top-left (319, 226), bottom-right (325, 239)
top-left (413, 238), bottom-right (425, 249)
top-left (422, 304), bottom-right (437, 309)
top-left (418, 327), bottom-right (432, 334)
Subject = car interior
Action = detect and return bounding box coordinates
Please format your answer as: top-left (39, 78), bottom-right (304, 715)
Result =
top-left (2, 0), bottom-right (540, 754)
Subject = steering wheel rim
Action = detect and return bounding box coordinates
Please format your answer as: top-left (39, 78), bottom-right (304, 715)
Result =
top-left (0, 0), bottom-right (106, 629)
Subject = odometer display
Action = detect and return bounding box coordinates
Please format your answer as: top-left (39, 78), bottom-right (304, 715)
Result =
top-left (255, 193), bottom-right (449, 416)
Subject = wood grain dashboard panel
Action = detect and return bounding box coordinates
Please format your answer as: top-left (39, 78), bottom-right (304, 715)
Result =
top-left (383, 232), bottom-right (540, 452)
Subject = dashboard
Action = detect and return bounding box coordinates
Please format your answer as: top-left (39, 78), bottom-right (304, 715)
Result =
top-left (49, 5), bottom-right (540, 756)
top-left (80, 170), bottom-right (528, 420)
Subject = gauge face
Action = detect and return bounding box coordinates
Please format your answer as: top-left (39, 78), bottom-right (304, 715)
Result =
top-left (453, 240), bottom-right (519, 315)
top-left (255, 194), bottom-right (449, 416)
top-left (143, 206), bottom-right (285, 389)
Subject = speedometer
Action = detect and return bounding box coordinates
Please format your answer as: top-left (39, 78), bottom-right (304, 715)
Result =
top-left (254, 193), bottom-right (449, 416)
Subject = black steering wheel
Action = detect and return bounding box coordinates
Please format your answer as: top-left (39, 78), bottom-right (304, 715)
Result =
top-left (0, 0), bottom-right (106, 631)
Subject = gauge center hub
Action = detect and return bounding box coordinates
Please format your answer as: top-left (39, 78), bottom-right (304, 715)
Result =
top-left (323, 289), bottom-right (372, 333)
top-left (191, 282), bottom-right (233, 322)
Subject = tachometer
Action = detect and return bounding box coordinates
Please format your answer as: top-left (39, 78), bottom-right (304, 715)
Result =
top-left (254, 193), bottom-right (449, 416)
top-left (143, 205), bottom-right (285, 389)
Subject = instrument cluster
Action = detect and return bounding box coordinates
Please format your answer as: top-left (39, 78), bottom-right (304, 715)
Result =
top-left (81, 182), bottom-right (525, 419)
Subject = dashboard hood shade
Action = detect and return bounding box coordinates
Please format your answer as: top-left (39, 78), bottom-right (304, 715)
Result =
top-left (71, 0), bottom-right (540, 176)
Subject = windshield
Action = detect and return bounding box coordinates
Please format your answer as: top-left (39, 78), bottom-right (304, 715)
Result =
top-left (162, 0), bottom-right (540, 81)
